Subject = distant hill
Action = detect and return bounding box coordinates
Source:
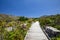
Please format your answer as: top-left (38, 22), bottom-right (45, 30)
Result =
top-left (0, 14), bottom-right (19, 22)
top-left (0, 14), bottom-right (60, 30)
top-left (39, 14), bottom-right (60, 30)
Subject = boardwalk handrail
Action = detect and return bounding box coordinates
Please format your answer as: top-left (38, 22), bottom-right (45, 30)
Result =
top-left (41, 27), bottom-right (51, 40)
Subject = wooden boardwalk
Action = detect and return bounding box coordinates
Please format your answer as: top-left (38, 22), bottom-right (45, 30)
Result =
top-left (24, 21), bottom-right (48, 40)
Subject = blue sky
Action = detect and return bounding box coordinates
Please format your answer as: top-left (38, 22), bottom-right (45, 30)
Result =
top-left (0, 0), bottom-right (60, 17)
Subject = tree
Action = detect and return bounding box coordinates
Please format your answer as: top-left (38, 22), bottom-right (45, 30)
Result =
top-left (18, 16), bottom-right (28, 21)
